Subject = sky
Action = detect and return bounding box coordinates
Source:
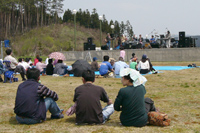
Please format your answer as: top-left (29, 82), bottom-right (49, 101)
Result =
top-left (62, 0), bottom-right (200, 37)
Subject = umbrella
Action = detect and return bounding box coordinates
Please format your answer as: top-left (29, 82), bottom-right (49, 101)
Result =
top-left (72, 59), bottom-right (91, 77)
top-left (48, 52), bottom-right (66, 60)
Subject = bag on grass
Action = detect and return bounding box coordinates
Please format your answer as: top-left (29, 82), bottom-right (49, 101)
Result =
top-left (148, 111), bottom-right (171, 126)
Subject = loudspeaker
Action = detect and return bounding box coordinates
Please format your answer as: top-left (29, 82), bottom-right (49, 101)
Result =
top-left (90, 44), bottom-right (96, 50)
top-left (124, 43), bottom-right (131, 49)
top-left (185, 37), bottom-right (190, 47)
top-left (179, 31), bottom-right (185, 47)
top-left (87, 37), bottom-right (93, 45)
top-left (84, 43), bottom-right (89, 51)
top-left (101, 45), bottom-right (108, 50)
top-left (84, 43), bottom-right (96, 51)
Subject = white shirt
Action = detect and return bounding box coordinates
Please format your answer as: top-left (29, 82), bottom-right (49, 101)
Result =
top-left (113, 61), bottom-right (129, 75)
top-left (138, 60), bottom-right (150, 70)
top-left (4, 55), bottom-right (18, 69)
top-left (18, 61), bottom-right (30, 70)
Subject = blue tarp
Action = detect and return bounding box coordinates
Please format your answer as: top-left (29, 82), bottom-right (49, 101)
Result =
top-left (153, 66), bottom-right (193, 71)
top-left (67, 66), bottom-right (194, 77)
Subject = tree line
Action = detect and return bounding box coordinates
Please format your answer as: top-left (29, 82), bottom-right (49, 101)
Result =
top-left (0, 0), bottom-right (133, 41)
top-left (0, 0), bottom-right (63, 39)
top-left (63, 8), bottom-right (134, 38)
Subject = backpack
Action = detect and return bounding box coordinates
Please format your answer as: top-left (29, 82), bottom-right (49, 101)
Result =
top-left (148, 111), bottom-right (171, 126)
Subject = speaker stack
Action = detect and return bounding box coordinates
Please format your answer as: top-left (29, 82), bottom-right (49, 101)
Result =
top-left (179, 31), bottom-right (185, 47)
top-left (83, 37), bottom-right (96, 51)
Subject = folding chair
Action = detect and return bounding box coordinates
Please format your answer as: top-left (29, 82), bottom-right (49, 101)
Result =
top-left (3, 61), bottom-right (15, 83)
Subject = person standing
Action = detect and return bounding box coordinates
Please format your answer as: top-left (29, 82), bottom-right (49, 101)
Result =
top-left (165, 31), bottom-right (171, 48)
top-left (120, 47), bottom-right (126, 60)
top-left (105, 33), bottom-right (111, 50)
top-left (138, 34), bottom-right (144, 49)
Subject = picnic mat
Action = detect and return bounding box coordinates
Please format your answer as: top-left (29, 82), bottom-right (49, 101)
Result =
top-left (66, 66), bottom-right (195, 77)
top-left (153, 66), bottom-right (194, 71)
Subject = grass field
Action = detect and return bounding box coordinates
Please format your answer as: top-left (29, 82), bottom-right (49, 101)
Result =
top-left (0, 62), bottom-right (200, 132)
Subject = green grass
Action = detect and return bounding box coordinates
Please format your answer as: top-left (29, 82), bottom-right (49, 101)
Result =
top-left (0, 63), bottom-right (200, 132)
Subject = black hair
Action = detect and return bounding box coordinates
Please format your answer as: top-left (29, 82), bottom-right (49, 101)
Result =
top-left (82, 70), bottom-right (95, 82)
top-left (132, 53), bottom-right (135, 57)
top-left (39, 58), bottom-right (42, 62)
top-left (36, 55), bottom-right (40, 59)
top-left (26, 68), bottom-right (40, 81)
top-left (103, 55), bottom-right (109, 61)
top-left (18, 58), bottom-right (22, 62)
top-left (48, 59), bottom-right (53, 64)
top-left (123, 74), bottom-right (134, 83)
top-left (57, 60), bottom-right (63, 63)
top-left (119, 57), bottom-right (123, 61)
top-left (25, 58), bottom-right (29, 62)
top-left (6, 49), bottom-right (12, 55)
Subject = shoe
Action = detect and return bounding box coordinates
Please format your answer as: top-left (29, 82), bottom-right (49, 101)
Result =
top-left (42, 73), bottom-right (46, 76)
top-left (51, 114), bottom-right (64, 119)
top-left (51, 109), bottom-right (64, 119)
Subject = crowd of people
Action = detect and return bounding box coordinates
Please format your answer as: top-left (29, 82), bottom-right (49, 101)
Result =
top-left (0, 49), bottom-right (72, 82)
top-left (104, 30), bottom-right (172, 50)
top-left (0, 48), bottom-right (170, 127)
top-left (90, 52), bottom-right (157, 78)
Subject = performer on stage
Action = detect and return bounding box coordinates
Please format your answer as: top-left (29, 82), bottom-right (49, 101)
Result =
top-left (165, 31), bottom-right (171, 48)
top-left (138, 34), bottom-right (144, 49)
top-left (105, 33), bottom-right (111, 50)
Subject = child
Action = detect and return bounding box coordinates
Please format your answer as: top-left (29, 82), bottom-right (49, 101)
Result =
top-left (120, 47), bottom-right (125, 60)
top-left (14, 68), bottom-right (64, 124)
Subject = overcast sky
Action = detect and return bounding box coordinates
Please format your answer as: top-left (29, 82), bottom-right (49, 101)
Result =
top-left (62, 0), bottom-right (200, 37)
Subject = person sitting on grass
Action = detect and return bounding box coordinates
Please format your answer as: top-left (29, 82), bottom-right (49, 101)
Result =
top-left (129, 57), bottom-right (138, 70)
top-left (69, 70), bottom-right (114, 124)
top-left (114, 68), bottom-right (157, 127)
top-left (99, 55), bottom-right (114, 77)
top-left (53, 59), bottom-right (68, 76)
top-left (91, 57), bottom-right (99, 71)
top-left (14, 68), bottom-right (64, 124)
top-left (36, 58), bottom-right (47, 75)
top-left (137, 54), bottom-right (150, 74)
top-left (46, 59), bottom-right (54, 75)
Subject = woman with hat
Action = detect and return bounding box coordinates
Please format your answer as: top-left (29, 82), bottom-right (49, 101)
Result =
top-left (114, 68), bottom-right (157, 127)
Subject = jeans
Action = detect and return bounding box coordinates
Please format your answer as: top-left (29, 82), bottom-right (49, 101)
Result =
top-left (102, 104), bottom-right (115, 122)
top-left (107, 41), bottom-right (111, 50)
top-left (16, 98), bottom-right (62, 124)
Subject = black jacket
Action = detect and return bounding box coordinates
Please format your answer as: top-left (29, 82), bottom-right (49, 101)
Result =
top-left (14, 79), bottom-right (58, 120)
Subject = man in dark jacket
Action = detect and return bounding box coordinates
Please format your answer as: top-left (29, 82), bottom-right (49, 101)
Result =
top-left (73, 70), bottom-right (114, 124)
top-left (14, 68), bottom-right (64, 124)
